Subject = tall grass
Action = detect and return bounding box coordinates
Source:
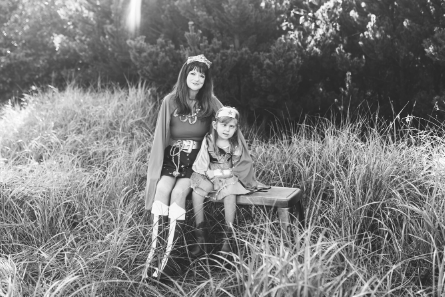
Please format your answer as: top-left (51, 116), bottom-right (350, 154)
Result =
top-left (1, 84), bottom-right (444, 296)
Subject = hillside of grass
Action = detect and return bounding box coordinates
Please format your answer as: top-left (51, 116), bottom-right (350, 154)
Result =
top-left (1, 85), bottom-right (445, 296)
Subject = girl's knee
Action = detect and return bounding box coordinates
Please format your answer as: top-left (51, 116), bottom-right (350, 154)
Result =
top-left (201, 180), bottom-right (214, 193)
top-left (192, 188), bottom-right (208, 199)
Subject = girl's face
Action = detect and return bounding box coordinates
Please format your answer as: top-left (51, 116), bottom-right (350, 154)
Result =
top-left (186, 67), bottom-right (206, 91)
top-left (213, 118), bottom-right (238, 140)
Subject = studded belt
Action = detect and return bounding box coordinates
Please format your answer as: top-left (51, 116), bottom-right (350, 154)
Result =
top-left (169, 139), bottom-right (201, 154)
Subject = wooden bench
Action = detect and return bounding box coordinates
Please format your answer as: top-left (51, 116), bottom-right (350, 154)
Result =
top-left (206, 186), bottom-right (304, 230)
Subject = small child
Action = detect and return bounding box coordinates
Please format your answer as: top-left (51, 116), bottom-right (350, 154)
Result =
top-left (190, 106), bottom-right (261, 255)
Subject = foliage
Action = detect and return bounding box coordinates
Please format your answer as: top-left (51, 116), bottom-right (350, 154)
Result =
top-left (281, 0), bottom-right (445, 119)
top-left (0, 0), bottom-right (74, 102)
top-left (128, 0), bottom-right (288, 119)
top-left (1, 0), bottom-right (445, 121)
top-left (425, 29), bottom-right (445, 64)
top-left (249, 36), bottom-right (303, 118)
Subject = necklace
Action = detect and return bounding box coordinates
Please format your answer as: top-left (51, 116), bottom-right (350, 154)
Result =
top-left (173, 103), bottom-right (201, 124)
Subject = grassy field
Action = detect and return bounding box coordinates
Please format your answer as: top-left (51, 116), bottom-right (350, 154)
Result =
top-left (1, 85), bottom-right (445, 296)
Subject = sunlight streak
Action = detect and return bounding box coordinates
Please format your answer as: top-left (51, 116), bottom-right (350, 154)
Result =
top-left (126, 0), bottom-right (141, 36)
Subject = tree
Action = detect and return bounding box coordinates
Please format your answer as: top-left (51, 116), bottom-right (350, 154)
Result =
top-left (279, 0), bottom-right (367, 116)
top-left (0, 0), bottom-right (74, 103)
top-left (60, 0), bottom-right (138, 84)
top-left (129, 0), bottom-right (289, 117)
top-left (2, 0), bottom-right (445, 123)
top-left (280, 0), bottom-right (445, 119)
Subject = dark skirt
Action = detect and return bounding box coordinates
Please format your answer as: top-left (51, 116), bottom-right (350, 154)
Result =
top-left (161, 145), bottom-right (200, 178)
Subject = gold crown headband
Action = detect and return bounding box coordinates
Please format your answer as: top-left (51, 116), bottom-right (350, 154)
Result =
top-left (186, 54), bottom-right (212, 68)
top-left (216, 107), bottom-right (239, 119)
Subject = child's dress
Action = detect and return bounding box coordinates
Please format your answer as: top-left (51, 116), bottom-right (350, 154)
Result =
top-left (191, 134), bottom-right (250, 200)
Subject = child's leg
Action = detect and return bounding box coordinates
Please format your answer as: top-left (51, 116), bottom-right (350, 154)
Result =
top-left (221, 194), bottom-right (236, 253)
top-left (192, 191), bottom-right (206, 226)
top-left (223, 194), bottom-right (236, 226)
top-left (190, 179), bottom-right (213, 258)
top-left (191, 177), bottom-right (214, 225)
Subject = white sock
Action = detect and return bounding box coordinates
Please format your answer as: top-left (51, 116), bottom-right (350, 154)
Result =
top-left (151, 200), bottom-right (169, 216)
top-left (169, 202), bottom-right (186, 221)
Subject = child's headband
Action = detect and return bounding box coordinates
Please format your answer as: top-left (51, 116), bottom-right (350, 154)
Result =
top-left (216, 107), bottom-right (239, 119)
top-left (186, 54), bottom-right (212, 68)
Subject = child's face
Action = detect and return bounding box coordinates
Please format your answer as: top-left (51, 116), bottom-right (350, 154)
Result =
top-left (213, 118), bottom-right (237, 140)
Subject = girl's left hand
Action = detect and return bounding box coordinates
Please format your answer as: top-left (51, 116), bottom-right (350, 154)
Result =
top-left (206, 170), bottom-right (215, 180)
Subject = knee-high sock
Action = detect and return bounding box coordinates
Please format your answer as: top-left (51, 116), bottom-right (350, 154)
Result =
top-left (168, 202), bottom-right (186, 221)
top-left (151, 200), bottom-right (169, 216)
top-left (153, 203), bottom-right (186, 277)
top-left (143, 201), bottom-right (169, 277)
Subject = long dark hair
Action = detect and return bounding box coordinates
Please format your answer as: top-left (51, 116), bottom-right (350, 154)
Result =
top-left (169, 59), bottom-right (216, 118)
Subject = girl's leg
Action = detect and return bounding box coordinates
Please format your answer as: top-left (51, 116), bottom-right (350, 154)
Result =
top-left (223, 194), bottom-right (236, 226)
top-left (155, 178), bottom-right (191, 278)
top-left (192, 192), bottom-right (205, 226)
top-left (190, 180), bottom-right (214, 257)
top-left (221, 194), bottom-right (237, 253)
top-left (191, 179), bottom-right (214, 226)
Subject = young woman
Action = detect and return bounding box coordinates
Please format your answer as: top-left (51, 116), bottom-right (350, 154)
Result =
top-left (143, 54), bottom-right (223, 279)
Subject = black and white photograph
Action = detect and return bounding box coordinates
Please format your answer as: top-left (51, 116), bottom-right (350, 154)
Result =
top-left (1, 0), bottom-right (445, 296)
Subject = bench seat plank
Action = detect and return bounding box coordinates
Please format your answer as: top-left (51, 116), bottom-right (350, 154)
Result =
top-left (188, 186), bottom-right (305, 230)
top-left (209, 186), bottom-right (303, 208)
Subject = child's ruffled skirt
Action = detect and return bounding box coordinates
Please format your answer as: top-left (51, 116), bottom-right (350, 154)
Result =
top-left (190, 173), bottom-right (250, 200)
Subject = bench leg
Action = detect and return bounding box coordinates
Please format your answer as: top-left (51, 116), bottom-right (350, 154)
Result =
top-left (294, 201), bottom-right (305, 228)
top-left (277, 207), bottom-right (292, 235)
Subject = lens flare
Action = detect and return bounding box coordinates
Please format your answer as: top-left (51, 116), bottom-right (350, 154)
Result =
top-left (126, 0), bottom-right (141, 36)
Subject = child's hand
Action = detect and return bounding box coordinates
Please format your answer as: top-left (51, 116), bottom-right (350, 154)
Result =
top-left (206, 170), bottom-right (214, 180)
